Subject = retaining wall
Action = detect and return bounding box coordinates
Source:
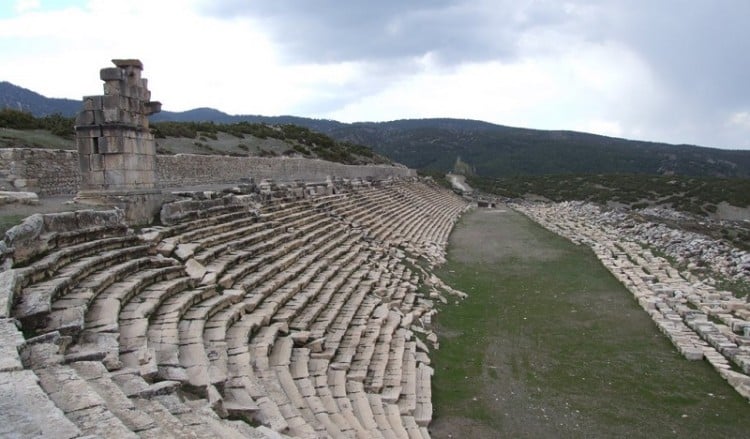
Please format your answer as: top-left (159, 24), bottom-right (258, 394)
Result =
top-left (0, 148), bottom-right (80, 196)
top-left (0, 148), bottom-right (415, 195)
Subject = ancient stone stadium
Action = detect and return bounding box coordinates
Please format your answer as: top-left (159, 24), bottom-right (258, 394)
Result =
top-left (5, 58), bottom-right (750, 438)
top-left (0, 62), bottom-right (471, 438)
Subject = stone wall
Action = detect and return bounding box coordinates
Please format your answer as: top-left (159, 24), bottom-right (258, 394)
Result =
top-left (0, 148), bottom-right (415, 195)
top-left (156, 154), bottom-right (416, 186)
top-left (0, 148), bottom-right (80, 196)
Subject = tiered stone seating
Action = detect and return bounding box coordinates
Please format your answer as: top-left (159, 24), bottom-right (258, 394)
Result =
top-left (13, 234), bottom-right (147, 326)
top-left (0, 177), bottom-right (469, 438)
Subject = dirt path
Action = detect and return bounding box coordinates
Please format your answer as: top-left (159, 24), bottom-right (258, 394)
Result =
top-left (429, 207), bottom-right (750, 438)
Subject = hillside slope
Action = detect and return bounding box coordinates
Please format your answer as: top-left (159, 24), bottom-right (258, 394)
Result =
top-left (323, 119), bottom-right (750, 178)
top-left (3, 81), bottom-right (750, 178)
top-left (0, 109), bottom-right (391, 166)
top-left (0, 81), bottom-right (80, 116)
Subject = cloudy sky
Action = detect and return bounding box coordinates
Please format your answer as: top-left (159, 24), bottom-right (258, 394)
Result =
top-left (1, 0), bottom-right (749, 149)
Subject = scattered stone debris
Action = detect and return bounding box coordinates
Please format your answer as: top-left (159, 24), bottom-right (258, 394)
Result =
top-left (0, 191), bottom-right (39, 205)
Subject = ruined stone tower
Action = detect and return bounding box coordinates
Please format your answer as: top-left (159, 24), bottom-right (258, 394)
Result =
top-left (75, 59), bottom-right (163, 223)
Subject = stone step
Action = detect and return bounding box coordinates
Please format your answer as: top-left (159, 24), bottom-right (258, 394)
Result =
top-left (117, 276), bottom-right (194, 375)
top-left (176, 289), bottom-right (245, 389)
top-left (217, 232), bottom-right (299, 288)
top-left (50, 221), bottom-right (130, 251)
top-left (222, 381), bottom-right (260, 419)
top-left (148, 392), bottom-right (256, 438)
top-left (289, 247), bottom-right (367, 331)
top-left (275, 363), bottom-right (325, 436)
top-left (34, 363), bottom-right (139, 438)
top-left (402, 414), bottom-right (428, 439)
top-left (43, 256), bottom-right (177, 336)
top-left (83, 264), bottom-right (186, 333)
top-left (160, 200), bottom-right (248, 226)
top-left (0, 369), bottom-right (82, 438)
top-left (308, 264), bottom-right (372, 341)
top-left (348, 304), bottom-right (391, 383)
top-left (251, 231), bottom-right (352, 325)
top-left (2, 179), bottom-right (472, 438)
top-left (321, 284), bottom-right (374, 360)
top-left (257, 342), bottom-right (322, 433)
top-left (413, 363), bottom-right (434, 427)
top-left (380, 330), bottom-right (408, 404)
top-left (70, 360), bottom-right (166, 436)
top-left (15, 235), bottom-right (141, 285)
top-left (347, 380), bottom-right (385, 439)
top-left (384, 403), bottom-right (410, 439)
top-left (259, 202), bottom-right (312, 222)
top-left (235, 248), bottom-right (307, 294)
top-left (396, 341), bottom-right (417, 414)
top-left (274, 237), bottom-right (359, 325)
top-left (191, 221), bottom-right (273, 264)
top-left (15, 243), bottom-right (151, 325)
top-left (365, 311), bottom-right (402, 393)
top-left (269, 336), bottom-right (295, 368)
top-left (368, 394), bottom-right (402, 439)
top-left (147, 285), bottom-right (225, 382)
top-left (153, 209), bottom-right (250, 244)
top-left (203, 298), bottom-right (258, 385)
top-left (288, 351), bottom-right (331, 426)
top-left (223, 325), bottom-right (292, 434)
top-left (170, 211), bottom-right (261, 247)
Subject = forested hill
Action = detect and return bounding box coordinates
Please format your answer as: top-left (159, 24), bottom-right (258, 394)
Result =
top-left (320, 119), bottom-right (750, 178)
top-left (3, 80), bottom-right (750, 178)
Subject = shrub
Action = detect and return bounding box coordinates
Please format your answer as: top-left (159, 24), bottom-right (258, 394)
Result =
top-left (0, 108), bottom-right (37, 129)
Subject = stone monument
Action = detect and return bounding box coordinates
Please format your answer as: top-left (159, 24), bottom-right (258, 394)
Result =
top-left (74, 59), bottom-right (163, 223)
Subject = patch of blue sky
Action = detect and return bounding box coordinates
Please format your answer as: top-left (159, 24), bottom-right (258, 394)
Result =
top-left (0, 0), bottom-right (87, 19)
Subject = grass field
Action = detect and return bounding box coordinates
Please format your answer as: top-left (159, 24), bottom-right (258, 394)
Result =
top-left (429, 208), bottom-right (750, 438)
top-left (0, 213), bottom-right (26, 235)
top-left (0, 128), bottom-right (74, 149)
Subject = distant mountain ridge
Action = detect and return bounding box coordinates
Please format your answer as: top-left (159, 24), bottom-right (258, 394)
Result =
top-left (3, 80), bottom-right (750, 178)
top-left (0, 81), bottom-right (81, 116)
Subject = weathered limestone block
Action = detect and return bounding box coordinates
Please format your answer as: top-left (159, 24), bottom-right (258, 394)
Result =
top-left (0, 318), bottom-right (24, 372)
top-left (0, 369), bottom-right (81, 438)
top-left (3, 209), bottom-right (125, 265)
top-left (0, 270), bottom-right (20, 318)
top-left (0, 190), bottom-right (39, 205)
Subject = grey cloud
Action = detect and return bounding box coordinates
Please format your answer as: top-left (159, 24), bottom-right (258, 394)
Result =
top-left (609, 1), bottom-right (750, 108)
top-left (200, 0), bottom-right (578, 64)
top-left (202, 0), bottom-right (750, 102)
top-left (201, 0), bottom-right (750, 148)
top-left (595, 1), bottom-right (750, 147)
